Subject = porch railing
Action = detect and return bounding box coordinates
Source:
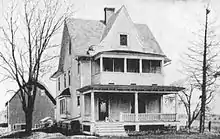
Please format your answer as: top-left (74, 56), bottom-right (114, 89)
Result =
top-left (120, 112), bottom-right (177, 122)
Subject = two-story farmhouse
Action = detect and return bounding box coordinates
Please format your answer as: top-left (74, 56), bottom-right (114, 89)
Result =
top-left (51, 6), bottom-right (184, 136)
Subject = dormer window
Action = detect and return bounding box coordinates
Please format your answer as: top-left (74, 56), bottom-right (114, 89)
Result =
top-left (120, 34), bottom-right (127, 46)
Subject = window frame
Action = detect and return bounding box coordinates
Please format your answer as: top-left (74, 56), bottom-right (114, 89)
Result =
top-left (120, 34), bottom-right (128, 46)
top-left (127, 59), bottom-right (140, 73)
top-left (103, 57), bottom-right (124, 72)
top-left (60, 98), bottom-right (66, 115)
top-left (77, 96), bottom-right (80, 106)
top-left (142, 60), bottom-right (162, 73)
top-left (69, 40), bottom-right (71, 55)
top-left (58, 77), bottom-right (60, 91)
top-left (64, 73), bottom-right (67, 88)
top-left (68, 70), bottom-right (71, 86)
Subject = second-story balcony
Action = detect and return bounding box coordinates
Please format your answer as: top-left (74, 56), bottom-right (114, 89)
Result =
top-left (91, 54), bottom-right (165, 85)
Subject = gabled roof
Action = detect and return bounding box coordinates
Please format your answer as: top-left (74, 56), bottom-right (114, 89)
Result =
top-left (51, 5), bottom-right (169, 78)
top-left (5, 81), bottom-right (56, 106)
top-left (58, 88), bottom-right (71, 97)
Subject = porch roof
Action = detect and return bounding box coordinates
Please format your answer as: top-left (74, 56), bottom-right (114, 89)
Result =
top-left (77, 84), bottom-right (184, 94)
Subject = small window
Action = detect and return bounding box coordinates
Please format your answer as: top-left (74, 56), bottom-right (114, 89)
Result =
top-left (64, 73), bottom-right (66, 88)
top-left (60, 99), bottom-right (66, 114)
top-left (69, 40), bottom-right (71, 55)
top-left (58, 77), bottom-right (60, 91)
top-left (94, 58), bottom-right (100, 74)
top-left (77, 62), bottom-right (80, 75)
top-left (127, 59), bottom-right (139, 73)
top-left (120, 34), bottom-right (127, 46)
top-left (77, 96), bottom-right (80, 106)
top-left (68, 70), bottom-right (71, 86)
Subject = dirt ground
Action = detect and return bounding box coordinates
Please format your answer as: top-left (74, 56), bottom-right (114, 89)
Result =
top-left (1, 131), bottom-right (220, 139)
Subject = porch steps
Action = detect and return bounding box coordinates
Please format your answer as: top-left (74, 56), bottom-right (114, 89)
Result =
top-left (95, 122), bottom-right (127, 136)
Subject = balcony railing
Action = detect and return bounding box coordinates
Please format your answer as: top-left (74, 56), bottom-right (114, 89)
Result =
top-left (120, 112), bottom-right (177, 122)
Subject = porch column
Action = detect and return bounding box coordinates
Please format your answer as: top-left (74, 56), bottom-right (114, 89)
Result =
top-left (160, 95), bottom-right (163, 113)
top-left (81, 93), bottom-right (85, 121)
top-left (175, 93), bottom-right (180, 130)
top-left (139, 59), bottom-right (142, 73)
top-left (135, 92), bottom-right (139, 131)
top-left (91, 91), bottom-right (95, 122)
top-left (175, 93), bottom-right (178, 120)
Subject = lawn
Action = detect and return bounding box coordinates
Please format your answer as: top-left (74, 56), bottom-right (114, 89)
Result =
top-left (1, 131), bottom-right (220, 139)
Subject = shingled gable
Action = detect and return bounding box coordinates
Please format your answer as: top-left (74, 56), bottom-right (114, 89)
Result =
top-left (51, 5), bottom-right (170, 78)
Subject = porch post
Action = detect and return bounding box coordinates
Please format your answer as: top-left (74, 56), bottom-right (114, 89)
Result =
top-left (139, 59), bottom-right (142, 73)
top-left (135, 92), bottom-right (139, 131)
top-left (175, 93), bottom-right (180, 130)
top-left (160, 95), bottom-right (163, 113)
top-left (175, 93), bottom-right (177, 119)
top-left (81, 93), bottom-right (85, 121)
top-left (91, 91), bottom-right (95, 122)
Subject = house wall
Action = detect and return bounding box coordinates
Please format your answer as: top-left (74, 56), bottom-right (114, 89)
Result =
top-left (93, 72), bottom-right (163, 85)
top-left (110, 94), bottom-right (133, 121)
top-left (7, 89), bottom-right (55, 131)
top-left (108, 94), bottom-right (161, 121)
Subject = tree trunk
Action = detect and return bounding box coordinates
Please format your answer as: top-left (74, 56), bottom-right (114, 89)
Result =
top-left (25, 109), bottom-right (33, 134)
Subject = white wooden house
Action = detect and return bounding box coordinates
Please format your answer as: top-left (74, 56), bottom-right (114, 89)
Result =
top-left (51, 6), bottom-right (184, 136)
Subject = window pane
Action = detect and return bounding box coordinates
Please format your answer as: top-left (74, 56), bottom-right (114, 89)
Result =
top-left (95, 58), bottom-right (100, 74)
top-left (60, 99), bottom-right (65, 114)
top-left (64, 74), bottom-right (66, 88)
top-left (151, 60), bottom-right (161, 73)
top-left (68, 70), bottom-right (71, 86)
top-left (58, 78), bottom-right (60, 91)
top-left (103, 58), bottom-right (113, 72)
top-left (127, 59), bottom-right (139, 73)
top-left (77, 96), bottom-right (80, 106)
top-left (114, 58), bottom-right (124, 72)
top-left (142, 60), bottom-right (151, 73)
top-left (120, 34), bottom-right (127, 46)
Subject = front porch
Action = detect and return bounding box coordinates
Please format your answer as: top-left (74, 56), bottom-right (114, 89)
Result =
top-left (77, 84), bottom-right (184, 135)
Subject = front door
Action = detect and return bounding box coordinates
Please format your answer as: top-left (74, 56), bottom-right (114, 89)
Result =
top-left (98, 95), bottom-right (109, 121)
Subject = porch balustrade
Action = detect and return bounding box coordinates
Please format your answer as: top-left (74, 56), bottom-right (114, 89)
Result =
top-left (120, 112), bottom-right (177, 122)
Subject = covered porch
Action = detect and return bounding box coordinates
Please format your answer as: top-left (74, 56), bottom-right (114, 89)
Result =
top-left (77, 84), bottom-right (184, 133)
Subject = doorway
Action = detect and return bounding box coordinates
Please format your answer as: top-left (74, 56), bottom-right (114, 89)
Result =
top-left (98, 95), bottom-right (109, 121)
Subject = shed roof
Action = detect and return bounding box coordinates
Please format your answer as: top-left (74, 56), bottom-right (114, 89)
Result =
top-left (77, 84), bottom-right (184, 94)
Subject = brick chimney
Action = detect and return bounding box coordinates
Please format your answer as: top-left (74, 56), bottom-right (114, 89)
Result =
top-left (104, 7), bottom-right (115, 24)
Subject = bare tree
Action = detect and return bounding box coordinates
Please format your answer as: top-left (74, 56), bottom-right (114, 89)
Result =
top-left (180, 8), bottom-right (220, 133)
top-left (172, 78), bottom-right (201, 132)
top-left (0, 0), bottom-right (72, 133)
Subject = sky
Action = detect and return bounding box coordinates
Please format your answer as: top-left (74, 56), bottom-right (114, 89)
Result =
top-left (0, 0), bottom-right (220, 114)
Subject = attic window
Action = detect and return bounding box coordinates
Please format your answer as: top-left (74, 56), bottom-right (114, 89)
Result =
top-left (120, 34), bottom-right (127, 46)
